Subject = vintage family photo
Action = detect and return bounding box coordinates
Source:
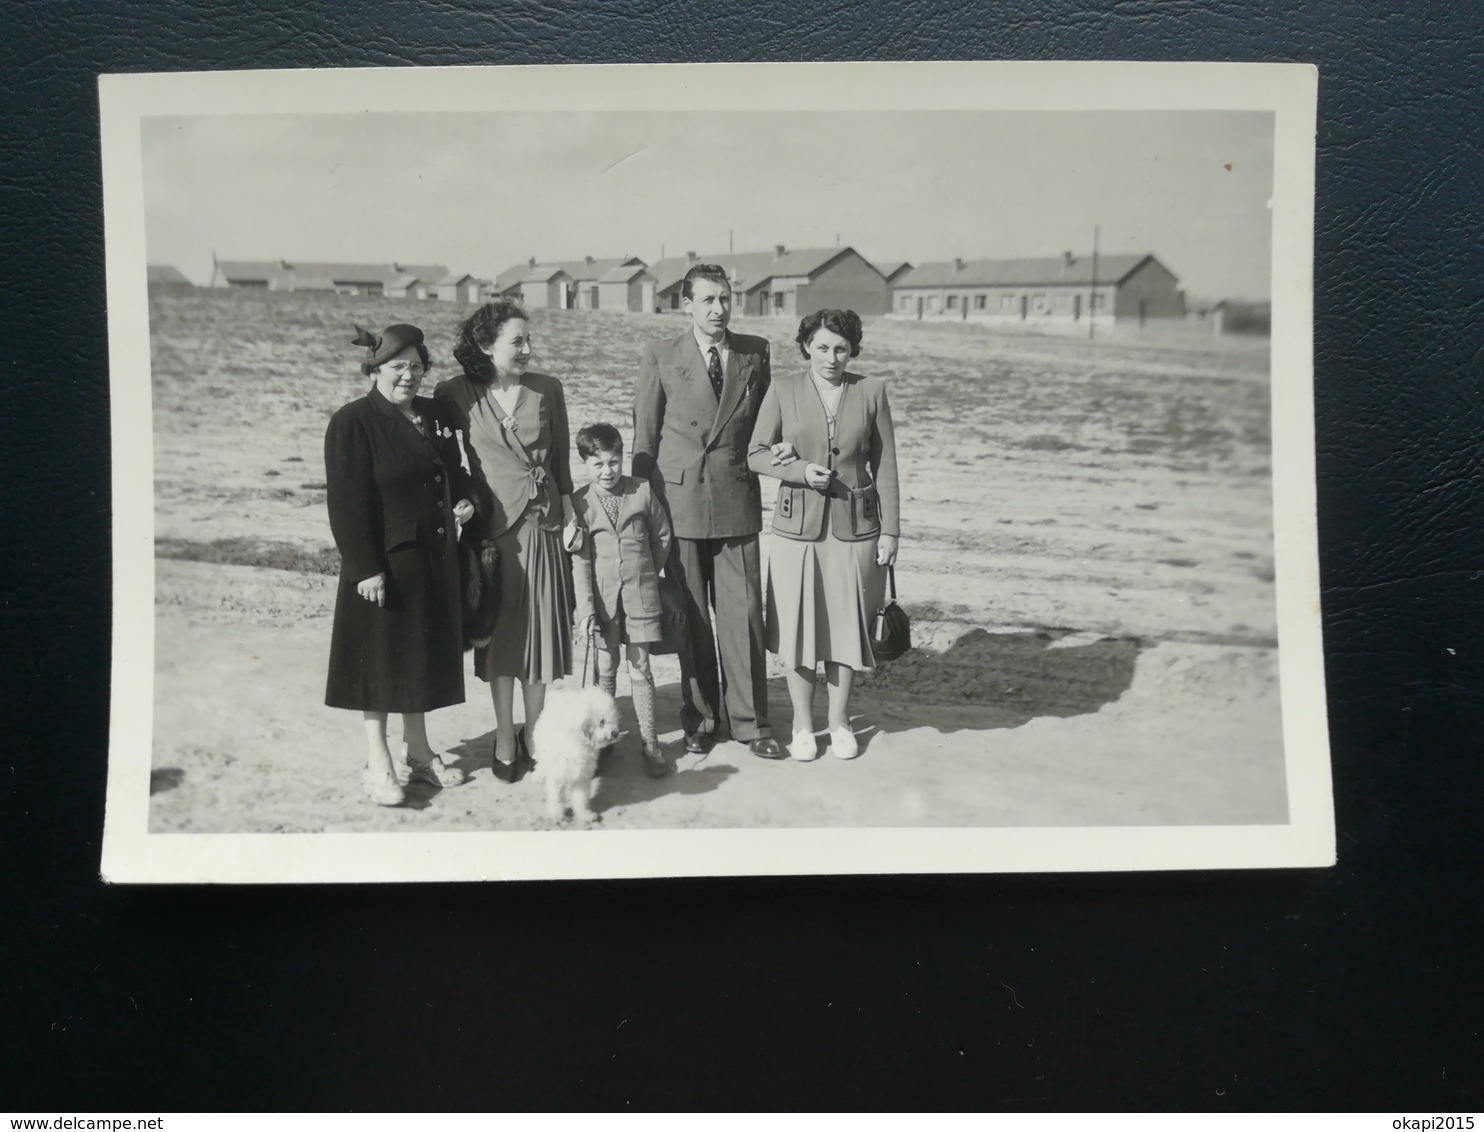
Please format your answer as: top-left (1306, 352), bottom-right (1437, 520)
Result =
top-left (99, 62), bottom-right (1329, 882)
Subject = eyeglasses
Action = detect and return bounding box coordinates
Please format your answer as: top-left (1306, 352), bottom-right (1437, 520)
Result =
top-left (382, 362), bottom-right (426, 377)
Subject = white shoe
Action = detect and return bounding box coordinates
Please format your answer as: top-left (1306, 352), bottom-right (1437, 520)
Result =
top-left (788, 729), bottom-right (819, 762)
top-left (829, 726), bottom-right (860, 760)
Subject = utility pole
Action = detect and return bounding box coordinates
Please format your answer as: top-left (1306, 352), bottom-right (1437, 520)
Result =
top-left (1089, 225), bottom-right (1100, 341)
top-left (729, 229), bottom-right (734, 253)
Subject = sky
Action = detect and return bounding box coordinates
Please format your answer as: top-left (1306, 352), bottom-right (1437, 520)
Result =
top-left (143, 109), bottom-right (1274, 302)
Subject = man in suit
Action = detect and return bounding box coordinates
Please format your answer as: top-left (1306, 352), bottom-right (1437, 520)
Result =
top-left (632, 264), bottom-right (785, 758)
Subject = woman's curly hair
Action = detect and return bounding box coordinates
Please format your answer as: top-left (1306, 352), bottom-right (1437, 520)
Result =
top-left (795, 308), bottom-right (864, 360)
top-left (453, 299), bottom-right (530, 384)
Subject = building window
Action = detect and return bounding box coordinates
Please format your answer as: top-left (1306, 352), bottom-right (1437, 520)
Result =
top-left (1000, 294), bottom-right (1015, 312)
top-left (927, 295), bottom-right (940, 312)
top-left (1054, 293), bottom-right (1071, 313)
top-left (773, 292), bottom-right (785, 313)
top-left (899, 295), bottom-right (911, 311)
top-left (946, 295), bottom-right (958, 310)
top-left (1091, 292), bottom-right (1105, 310)
top-left (1031, 293), bottom-right (1046, 312)
top-left (974, 295), bottom-right (987, 310)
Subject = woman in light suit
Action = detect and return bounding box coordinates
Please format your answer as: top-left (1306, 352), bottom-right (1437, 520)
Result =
top-left (747, 309), bottom-right (899, 762)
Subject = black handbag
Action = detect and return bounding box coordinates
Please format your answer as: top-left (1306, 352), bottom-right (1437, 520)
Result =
top-left (870, 564), bottom-right (912, 663)
top-left (459, 538), bottom-right (501, 652)
top-left (649, 571), bottom-right (691, 657)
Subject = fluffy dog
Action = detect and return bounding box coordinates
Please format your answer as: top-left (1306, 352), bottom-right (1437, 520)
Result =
top-left (532, 684), bottom-right (623, 825)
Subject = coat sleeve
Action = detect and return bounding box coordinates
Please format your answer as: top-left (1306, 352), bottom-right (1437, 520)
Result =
top-left (644, 483), bottom-right (672, 572)
top-left (571, 523), bottom-right (596, 622)
top-left (631, 340), bottom-right (664, 486)
top-left (548, 378), bottom-right (574, 497)
top-left (324, 406), bottom-right (384, 582)
top-left (870, 383), bottom-right (901, 538)
top-left (430, 399), bottom-right (475, 503)
top-left (747, 381), bottom-right (809, 485)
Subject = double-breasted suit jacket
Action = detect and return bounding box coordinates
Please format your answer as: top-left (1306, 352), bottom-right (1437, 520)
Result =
top-left (631, 329), bottom-right (772, 539)
top-left (324, 387), bottom-right (474, 712)
top-left (747, 370), bottom-right (900, 544)
top-left (571, 475), bottom-right (674, 643)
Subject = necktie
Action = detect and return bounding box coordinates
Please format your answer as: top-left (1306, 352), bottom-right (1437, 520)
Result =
top-left (706, 346), bottom-right (724, 401)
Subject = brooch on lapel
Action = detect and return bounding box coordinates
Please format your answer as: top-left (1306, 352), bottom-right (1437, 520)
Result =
top-left (501, 415), bottom-right (519, 434)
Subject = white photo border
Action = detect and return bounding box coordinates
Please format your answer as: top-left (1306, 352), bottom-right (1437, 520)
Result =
top-left (100, 61), bottom-right (1328, 883)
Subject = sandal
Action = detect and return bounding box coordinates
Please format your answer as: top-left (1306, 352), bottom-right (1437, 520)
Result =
top-left (406, 754), bottom-right (466, 789)
top-left (362, 767), bottom-right (404, 807)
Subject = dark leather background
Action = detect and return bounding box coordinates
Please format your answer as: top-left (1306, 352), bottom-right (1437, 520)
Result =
top-left (3, 0), bottom-right (1481, 1111)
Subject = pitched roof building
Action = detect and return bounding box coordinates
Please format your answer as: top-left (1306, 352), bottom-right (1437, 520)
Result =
top-left (147, 264), bottom-right (194, 288)
top-left (493, 256), bottom-right (648, 309)
top-left (649, 245), bottom-right (891, 317)
top-left (890, 252), bottom-right (1184, 324)
top-left (212, 260), bottom-right (452, 296)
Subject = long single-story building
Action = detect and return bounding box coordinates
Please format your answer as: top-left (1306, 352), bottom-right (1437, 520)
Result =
top-left (212, 260), bottom-right (453, 296)
top-left (648, 246), bottom-right (891, 317)
top-left (889, 252), bottom-right (1184, 324)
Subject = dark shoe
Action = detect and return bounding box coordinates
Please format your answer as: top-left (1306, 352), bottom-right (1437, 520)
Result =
top-left (748, 738), bottom-right (785, 759)
top-left (683, 730), bottom-right (710, 755)
top-left (641, 743), bottom-right (671, 779)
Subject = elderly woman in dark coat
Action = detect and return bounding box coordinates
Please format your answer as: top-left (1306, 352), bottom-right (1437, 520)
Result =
top-left (325, 323), bottom-right (477, 806)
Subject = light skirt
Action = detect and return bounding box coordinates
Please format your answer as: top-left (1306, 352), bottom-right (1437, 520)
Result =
top-left (475, 509), bottom-right (574, 684)
top-left (766, 511), bottom-right (884, 672)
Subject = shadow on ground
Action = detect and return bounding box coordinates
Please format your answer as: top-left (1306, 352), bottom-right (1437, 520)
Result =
top-left (442, 725), bottom-right (738, 817)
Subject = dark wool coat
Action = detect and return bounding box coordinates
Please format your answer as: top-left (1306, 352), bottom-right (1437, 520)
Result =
top-left (631, 328), bottom-right (772, 540)
top-left (324, 387), bottom-right (474, 712)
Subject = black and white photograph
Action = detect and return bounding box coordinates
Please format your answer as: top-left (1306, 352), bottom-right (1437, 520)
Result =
top-left (99, 61), bottom-right (1328, 882)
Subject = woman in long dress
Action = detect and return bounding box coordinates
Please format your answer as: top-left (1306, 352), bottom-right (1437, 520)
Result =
top-left (325, 323), bottom-right (476, 805)
top-left (747, 309), bottom-right (900, 762)
top-left (435, 300), bottom-right (579, 781)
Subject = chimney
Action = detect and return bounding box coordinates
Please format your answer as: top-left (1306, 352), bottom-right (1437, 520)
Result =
top-left (686, 250), bottom-right (697, 264)
top-left (1063, 250), bottom-right (1074, 268)
top-left (528, 256), bottom-right (536, 268)
top-left (774, 244), bottom-right (787, 259)
top-left (953, 257), bottom-right (964, 272)
top-left (585, 255), bottom-right (594, 265)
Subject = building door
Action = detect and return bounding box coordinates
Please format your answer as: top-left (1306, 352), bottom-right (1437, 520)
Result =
top-left (1074, 294), bottom-right (1082, 321)
top-left (961, 296), bottom-right (968, 321)
top-left (1020, 295), bottom-right (1028, 321)
top-left (1139, 299), bottom-right (1147, 327)
top-left (916, 296), bottom-right (923, 320)
top-left (590, 286), bottom-right (600, 309)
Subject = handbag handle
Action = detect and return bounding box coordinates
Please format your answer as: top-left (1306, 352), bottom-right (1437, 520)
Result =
top-left (885, 563), bottom-right (897, 603)
top-left (579, 626), bottom-right (598, 688)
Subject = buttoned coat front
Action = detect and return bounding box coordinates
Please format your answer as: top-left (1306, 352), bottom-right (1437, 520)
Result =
top-left (746, 370), bottom-right (901, 543)
top-left (632, 329), bottom-right (772, 540)
top-left (324, 387), bottom-right (473, 712)
top-left (571, 475), bottom-right (673, 641)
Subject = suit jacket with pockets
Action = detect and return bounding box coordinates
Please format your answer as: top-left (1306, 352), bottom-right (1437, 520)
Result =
top-left (746, 369), bottom-right (900, 543)
top-left (632, 328), bottom-right (772, 540)
top-left (571, 475), bottom-right (673, 633)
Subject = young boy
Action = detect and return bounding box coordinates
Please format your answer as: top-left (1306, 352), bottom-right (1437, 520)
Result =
top-left (571, 423), bottom-right (674, 778)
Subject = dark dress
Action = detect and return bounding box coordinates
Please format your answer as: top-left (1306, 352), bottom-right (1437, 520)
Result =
top-left (324, 386), bottom-right (474, 712)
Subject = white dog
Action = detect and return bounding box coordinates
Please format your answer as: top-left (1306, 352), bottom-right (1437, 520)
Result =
top-left (532, 684), bottom-right (623, 825)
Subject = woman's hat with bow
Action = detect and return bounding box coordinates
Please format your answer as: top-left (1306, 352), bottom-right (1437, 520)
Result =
top-left (353, 323), bottom-right (426, 376)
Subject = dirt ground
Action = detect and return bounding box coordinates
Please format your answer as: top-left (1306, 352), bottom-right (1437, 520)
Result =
top-left (145, 290), bottom-right (1286, 833)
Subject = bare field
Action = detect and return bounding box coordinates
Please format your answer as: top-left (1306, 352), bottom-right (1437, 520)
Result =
top-left (145, 287), bottom-right (1284, 833)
